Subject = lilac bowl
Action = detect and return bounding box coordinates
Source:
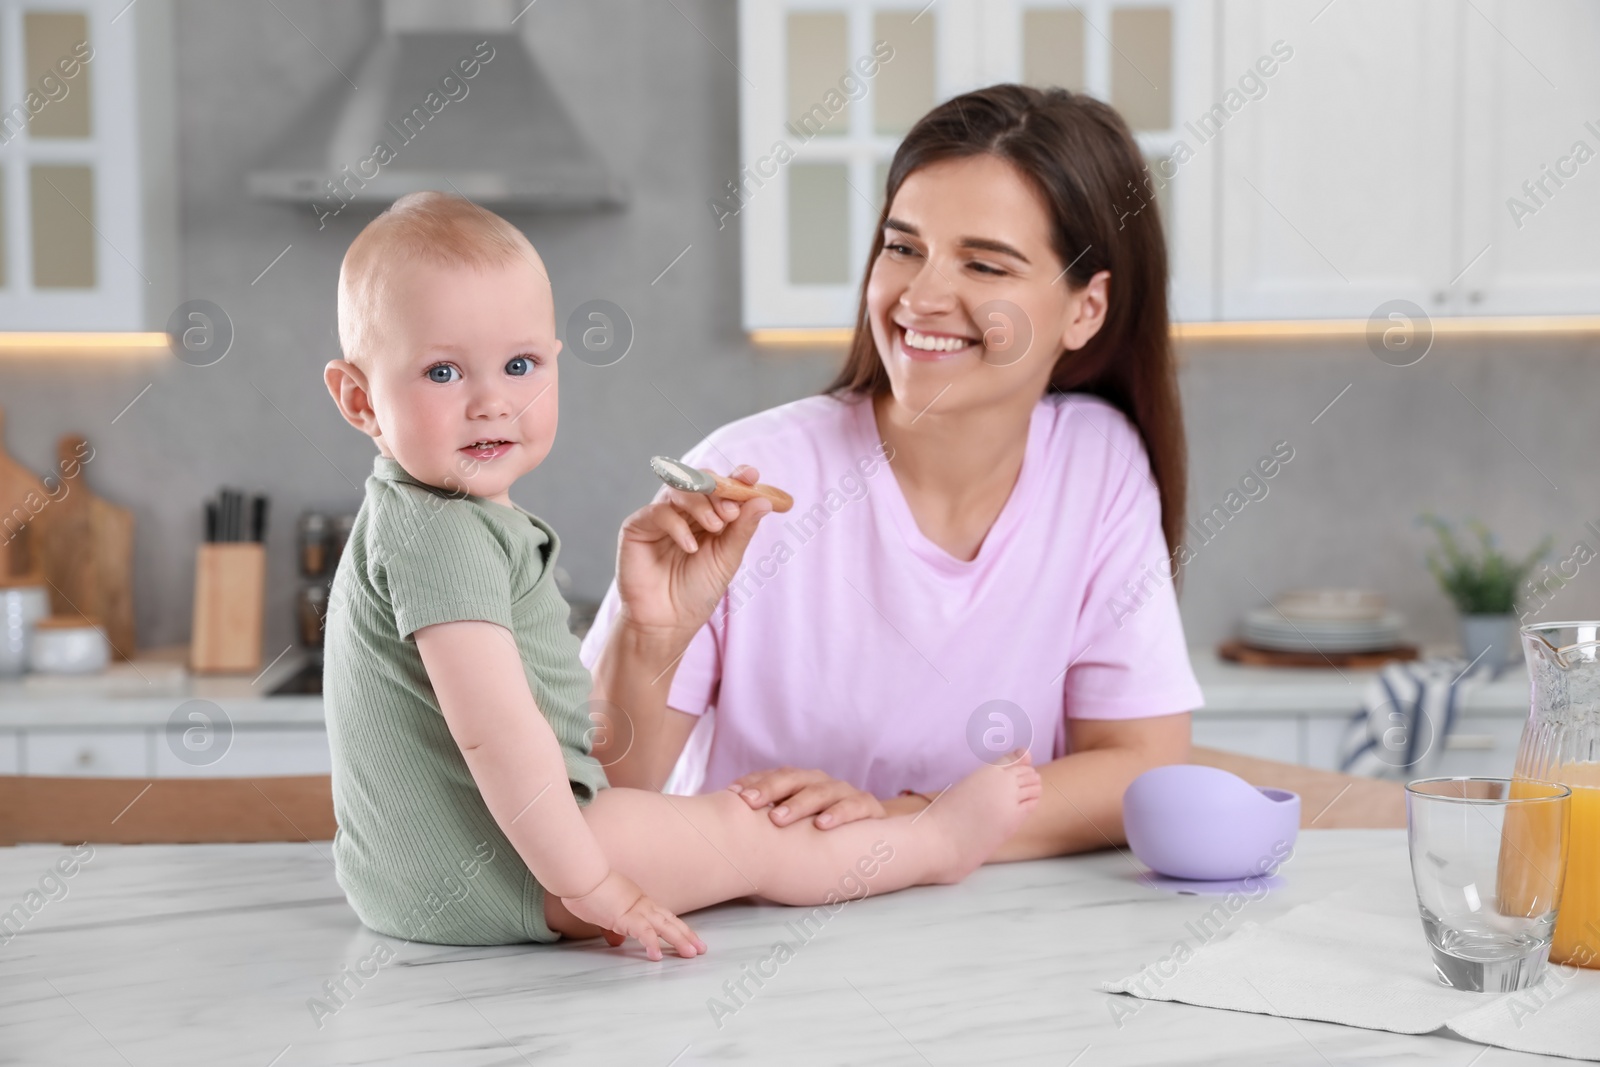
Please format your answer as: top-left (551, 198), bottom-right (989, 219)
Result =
top-left (1122, 765), bottom-right (1300, 882)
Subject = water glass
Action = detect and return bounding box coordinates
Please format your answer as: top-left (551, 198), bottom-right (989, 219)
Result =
top-left (1406, 776), bottom-right (1570, 992)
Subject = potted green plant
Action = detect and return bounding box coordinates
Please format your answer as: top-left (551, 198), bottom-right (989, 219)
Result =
top-left (1419, 515), bottom-right (1552, 670)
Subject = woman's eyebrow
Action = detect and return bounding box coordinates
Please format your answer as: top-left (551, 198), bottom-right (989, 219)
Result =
top-left (882, 218), bottom-right (1031, 264)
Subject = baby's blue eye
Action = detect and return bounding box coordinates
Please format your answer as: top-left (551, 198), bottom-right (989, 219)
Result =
top-left (426, 364), bottom-right (460, 383)
top-left (506, 356), bottom-right (533, 377)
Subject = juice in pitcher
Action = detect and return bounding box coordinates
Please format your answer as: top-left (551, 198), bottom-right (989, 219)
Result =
top-left (1516, 623), bottom-right (1600, 969)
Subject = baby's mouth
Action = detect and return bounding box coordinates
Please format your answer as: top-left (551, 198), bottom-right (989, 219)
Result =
top-left (460, 438), bottom-right (515, 460)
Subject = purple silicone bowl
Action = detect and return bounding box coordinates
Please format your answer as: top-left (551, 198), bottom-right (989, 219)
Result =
top-left (1122, 764), bottom-right (1300, 882)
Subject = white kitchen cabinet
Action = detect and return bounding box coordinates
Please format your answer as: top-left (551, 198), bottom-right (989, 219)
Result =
top-left (1457, 0), bottom-right (1600, 315)
top-left (153, 727), bottom-right (331, 778)
top-left (23, 728), bottom-right (149, 776)
top-left (1216, 0), bottom-right (1463, 320)
top-left (1192, 715), bottom-right (1300, 762)
top-left (0, 731), bottom-right (17, 773)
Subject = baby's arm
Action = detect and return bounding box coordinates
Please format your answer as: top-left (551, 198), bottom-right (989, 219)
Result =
top-left (414, 618), bottom-right (705, 959)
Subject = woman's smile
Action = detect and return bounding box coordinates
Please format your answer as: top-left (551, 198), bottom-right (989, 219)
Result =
top-left (894, 322), bottom-right (982, 362)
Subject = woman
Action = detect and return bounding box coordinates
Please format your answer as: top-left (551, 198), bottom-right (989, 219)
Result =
top-left (581, 84), bottom-right (1198, 861)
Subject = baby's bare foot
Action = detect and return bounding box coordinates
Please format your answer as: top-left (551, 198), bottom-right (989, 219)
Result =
top-left (921, 750), bottom-right (1041, 883)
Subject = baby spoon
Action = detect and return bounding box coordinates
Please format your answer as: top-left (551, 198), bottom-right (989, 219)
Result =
top-left (650, 455), bottom-right (794, 513)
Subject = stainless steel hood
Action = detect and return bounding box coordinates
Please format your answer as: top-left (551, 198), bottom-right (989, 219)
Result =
top-left (248, 10), bottom-right (625, 212)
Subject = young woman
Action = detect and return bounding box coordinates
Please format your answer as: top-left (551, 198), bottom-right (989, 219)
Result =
top-left (581, 84), bottom-right (1199, 861)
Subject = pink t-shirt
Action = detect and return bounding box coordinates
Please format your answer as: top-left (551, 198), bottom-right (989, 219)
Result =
top-left (579, 391), bottom-right (1202, 798)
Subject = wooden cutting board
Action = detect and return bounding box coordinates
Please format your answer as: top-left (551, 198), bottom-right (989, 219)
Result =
top-left (0, 408), bottom-right (48, 581)
top-left (31, 434), bottom-right (136, 660)
top-left (1218, 639), bottom-right (1419, 669)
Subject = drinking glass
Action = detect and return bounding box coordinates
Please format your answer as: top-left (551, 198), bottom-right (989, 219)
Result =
top-left (1406, 776), bottom-right (1570, 992)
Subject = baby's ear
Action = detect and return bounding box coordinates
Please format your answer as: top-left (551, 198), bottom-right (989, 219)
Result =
top-left (325, 359), bottom-right (380, 438)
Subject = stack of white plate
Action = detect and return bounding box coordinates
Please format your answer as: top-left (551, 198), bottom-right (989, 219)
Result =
top-left (1239, 588), bottom-right (1404, 654)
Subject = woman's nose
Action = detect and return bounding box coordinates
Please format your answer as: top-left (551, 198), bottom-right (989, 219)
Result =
top-left (898, 259), bottom-right (958, 316)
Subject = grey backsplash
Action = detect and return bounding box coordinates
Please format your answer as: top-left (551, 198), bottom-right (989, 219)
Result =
top-left (2, 0), bottom-right (1596, 660)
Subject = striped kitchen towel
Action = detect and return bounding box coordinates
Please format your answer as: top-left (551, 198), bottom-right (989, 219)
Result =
top-left (1337, 658), bottom-right (1497, 780)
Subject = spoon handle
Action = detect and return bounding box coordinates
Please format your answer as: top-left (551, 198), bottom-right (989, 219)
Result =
top-left (708, 471), bottom-right (793, 513)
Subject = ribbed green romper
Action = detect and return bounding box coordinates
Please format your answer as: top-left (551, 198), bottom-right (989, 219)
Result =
top-left (323, 455), bottom-right (609, 945)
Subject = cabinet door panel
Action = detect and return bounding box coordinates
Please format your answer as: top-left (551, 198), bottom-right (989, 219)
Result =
top-left (24, 729), bottom-right (150, 777)
top-left (152, 727), bottom-right (331, 778)
top-left (1459, 0), bottom-right (1600, 314)
top-left (1217, 0), bottom-right (1460, 319)
top-left (1193, 716), bottom-right (1300, 763)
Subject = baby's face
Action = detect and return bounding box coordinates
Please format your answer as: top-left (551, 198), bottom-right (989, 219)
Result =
top-left (365, 256), bottom-right (560, 506)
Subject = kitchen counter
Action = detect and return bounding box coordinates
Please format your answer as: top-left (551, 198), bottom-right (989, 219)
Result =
top-left (1, 829), bottom-right (1566, 1064)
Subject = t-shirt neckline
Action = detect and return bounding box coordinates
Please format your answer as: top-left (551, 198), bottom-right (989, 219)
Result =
top-left (850, 392), bottom-right (1050, 573)
top-left (370, 455), bottom-right (537, 523)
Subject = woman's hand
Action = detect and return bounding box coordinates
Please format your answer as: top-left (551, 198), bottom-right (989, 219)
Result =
top-left (613, 465), bottom-right (774, 638)
top-left (727, 767), bottom-right (913, 829)
top-left (559, 870), bottom-right (706, 961)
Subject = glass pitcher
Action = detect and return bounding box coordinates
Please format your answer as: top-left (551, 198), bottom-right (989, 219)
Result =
top-left (1517, 622), bottom-right (1600, 968)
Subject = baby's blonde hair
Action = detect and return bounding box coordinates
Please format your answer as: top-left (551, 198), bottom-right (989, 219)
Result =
top-left (337, 191), bottom-right (538, 367)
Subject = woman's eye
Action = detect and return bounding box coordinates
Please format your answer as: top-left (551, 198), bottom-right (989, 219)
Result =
top-left (505, 355), bottom-right (535, 377)
top-left (426, 364), bottom-right (460, 383)
top-left (970, 262), bottom-right (1007, 276)
top-left (884, 241), bottom-right (917, 257)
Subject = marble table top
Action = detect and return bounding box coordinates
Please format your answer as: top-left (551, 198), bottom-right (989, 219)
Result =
top-left (0, 829), bottom-right (1572, 1066)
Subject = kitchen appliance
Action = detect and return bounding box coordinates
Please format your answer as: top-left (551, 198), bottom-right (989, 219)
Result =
top-left (1514, 622), bottom-right (1600, 968)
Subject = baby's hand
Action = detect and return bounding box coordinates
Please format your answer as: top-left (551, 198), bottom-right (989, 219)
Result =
top-left (560, 870), bottom-right (705, 961)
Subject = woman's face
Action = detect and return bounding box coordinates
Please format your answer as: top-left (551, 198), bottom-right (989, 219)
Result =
top-left (865, 153), bottom-right (1109, 420)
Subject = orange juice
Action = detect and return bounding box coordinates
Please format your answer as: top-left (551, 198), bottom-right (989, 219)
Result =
top-left (1505, 767), bottom-right (1600, 968)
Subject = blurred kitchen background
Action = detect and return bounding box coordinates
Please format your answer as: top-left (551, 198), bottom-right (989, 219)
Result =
top-left (1, 0), bottom-right (1596, 777)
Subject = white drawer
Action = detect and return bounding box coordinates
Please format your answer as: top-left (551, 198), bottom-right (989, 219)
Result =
top-left (1192, 717), bottom-right (1300, 764)
top-left (1434, 716), bottom-right (1527, 778)
top-left (24, 730), bottom-right (151, 777)
top-left (153, 727), bottom-right (331, 778)
top-left (0, 731), bottom-right (17, 773)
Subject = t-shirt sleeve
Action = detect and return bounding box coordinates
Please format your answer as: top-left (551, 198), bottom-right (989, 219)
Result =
top-left (371, 488), bottom-right (515, 639)
top-left (1064, 420), bottom-right (1204, 720)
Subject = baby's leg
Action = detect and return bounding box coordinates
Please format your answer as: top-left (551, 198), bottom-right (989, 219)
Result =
top-left (545, 755), bottom-right (1040, 938)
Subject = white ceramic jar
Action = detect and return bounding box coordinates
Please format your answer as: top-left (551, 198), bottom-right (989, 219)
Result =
top-left (28, 614), bottom-right (110, 674)
top-left (0, 578), bottom-right (51, 676)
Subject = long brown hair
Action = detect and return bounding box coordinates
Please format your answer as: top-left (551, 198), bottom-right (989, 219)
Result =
top-left (823, 84), bottom-right (1188, 560)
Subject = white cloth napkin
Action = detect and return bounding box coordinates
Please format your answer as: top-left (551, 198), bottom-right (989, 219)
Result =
top-left (1101, 872), bottom-right (1600, 1060)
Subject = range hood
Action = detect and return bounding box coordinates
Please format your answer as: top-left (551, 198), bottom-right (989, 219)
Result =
top-left (248, 3), bottom-right (624, 212)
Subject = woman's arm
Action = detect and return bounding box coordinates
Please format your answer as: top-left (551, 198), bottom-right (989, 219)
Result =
top-left (983, 712), bottom-right (1191, 862)
top-left (587, 624), bottom-right (701, 790)
top-left (588, 465), bottom-right (774, 790)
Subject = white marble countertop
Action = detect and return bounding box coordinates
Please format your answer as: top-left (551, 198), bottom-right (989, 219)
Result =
top-left (0, 829), bottom-right (1568, 1065)
top-left (1189, 648), bottom-right (1530, 718)
top-left (0, 645), bottom-right (322, 727)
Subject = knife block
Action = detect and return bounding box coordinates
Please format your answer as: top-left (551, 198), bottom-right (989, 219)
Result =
top-left (190, 543), bottom-right (265, 674)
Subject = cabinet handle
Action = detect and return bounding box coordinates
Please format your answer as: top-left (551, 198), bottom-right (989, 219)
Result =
top-left (1432, 291), bottom-right (1447, 304)
top-left (76, 747), bottom-right (93, 766)
top-left (1468, 290), bottom-right (1484, 304)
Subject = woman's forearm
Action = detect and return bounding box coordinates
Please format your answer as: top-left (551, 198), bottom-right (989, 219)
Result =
top-left (988, 714), bottom-right (1192, 862)
top-left (587, 619), bottom-right (693, 790)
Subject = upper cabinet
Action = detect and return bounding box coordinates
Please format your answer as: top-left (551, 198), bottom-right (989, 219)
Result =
top-left (0, 0), bottom-right (176, 332)
top-left (739, 0), bottom-right (1600, 330)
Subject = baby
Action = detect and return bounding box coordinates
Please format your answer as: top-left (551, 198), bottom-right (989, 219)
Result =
top-left (320, 191), bottom-right (1040, 958)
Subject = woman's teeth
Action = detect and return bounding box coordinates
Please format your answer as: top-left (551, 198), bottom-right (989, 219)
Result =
top-left (902, 327), bottom-right (974, 352)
